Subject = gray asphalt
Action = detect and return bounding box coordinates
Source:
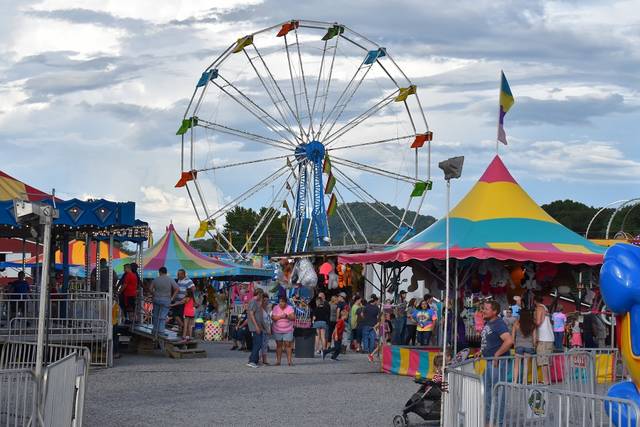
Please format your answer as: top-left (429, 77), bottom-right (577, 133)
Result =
top-left (83, 341), bottom-right (429, 427)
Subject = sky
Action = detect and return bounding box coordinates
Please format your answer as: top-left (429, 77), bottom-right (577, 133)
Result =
top-left (1, 0), bottom-right (639, 240)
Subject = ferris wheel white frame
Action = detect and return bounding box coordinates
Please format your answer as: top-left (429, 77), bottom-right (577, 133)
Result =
top-left (177, 19), bottom-right (434, 257)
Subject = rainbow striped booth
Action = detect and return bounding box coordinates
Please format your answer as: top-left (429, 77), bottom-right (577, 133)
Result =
top-left (381, 345), bottom-right (441, 379)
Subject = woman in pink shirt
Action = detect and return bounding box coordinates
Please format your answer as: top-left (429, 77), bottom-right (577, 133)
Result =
top-left (271, 296), bottom-right (295, 366)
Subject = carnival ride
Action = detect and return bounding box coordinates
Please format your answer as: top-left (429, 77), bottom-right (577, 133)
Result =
top-left (176, 20), bottom-right (434, 257)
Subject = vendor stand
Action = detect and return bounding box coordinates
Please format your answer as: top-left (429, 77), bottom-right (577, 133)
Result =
top-left (340, 155), bottom-right (607, 377)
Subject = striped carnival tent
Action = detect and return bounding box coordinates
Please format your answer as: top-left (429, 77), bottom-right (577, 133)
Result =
top-left (339, 155), bottom-right (605, 266)
top-left (0, 170), bottom-right (56, 202)
top-left (114, 224), bottom-right (273, 280)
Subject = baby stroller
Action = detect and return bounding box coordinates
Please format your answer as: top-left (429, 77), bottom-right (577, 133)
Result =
top-left (392, 377), bottom-right (443, 426)
top-left (392, 349), bottom-right (469, 426)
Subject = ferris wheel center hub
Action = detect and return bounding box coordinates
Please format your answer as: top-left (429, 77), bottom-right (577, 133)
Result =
top-left (294, 140), bottom-right (325, 163)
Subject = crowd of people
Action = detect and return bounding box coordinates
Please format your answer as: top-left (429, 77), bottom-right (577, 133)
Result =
top-left (226, 287), bottom-right (447, 368)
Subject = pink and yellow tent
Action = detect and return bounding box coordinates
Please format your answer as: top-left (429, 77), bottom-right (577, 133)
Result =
top-left (340, 155), bottom-right (605, 266)
top-left (0, 170), bottom-right (55, 202)
top-left (114, 224), bottom-right (273, 281)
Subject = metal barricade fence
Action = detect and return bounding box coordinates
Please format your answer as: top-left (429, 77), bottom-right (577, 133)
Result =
top-left (0, 292), bottom-right (110, 367)
top-left (42, 351), bottom-right (88, 427)
top-left (444, 367), bottom-right (484, 427)
top-left (490, 381), bottom-right (640, 427)
top-left (0, 343), bottom-right (89, 427)
top-left (444, 351), bottom-right (596, 426)
top-left (571, 348), bottom-right (628, 386)
top-left (0, 368), bottom-right (35, 426)
top-left (0, 340), bottom-right (91, 371)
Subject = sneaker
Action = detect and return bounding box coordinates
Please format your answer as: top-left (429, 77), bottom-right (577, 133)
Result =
top-left (230, 345), bottom-right (238, 350)
top-left (246, 362), bottom-right (258, 368)
top-left (322, 351), bottom-right (327, 360)
top-left (331, 357), bottom-right (338, 361)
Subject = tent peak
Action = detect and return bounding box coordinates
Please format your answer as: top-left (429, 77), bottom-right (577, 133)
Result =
top-left (479, 155), bottom-right (516, 184)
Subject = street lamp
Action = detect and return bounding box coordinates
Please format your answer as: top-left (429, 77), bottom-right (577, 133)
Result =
top-left (13, 199), bottom-right (58, 422)
top-left (437, 156), bottom-right (463, 425)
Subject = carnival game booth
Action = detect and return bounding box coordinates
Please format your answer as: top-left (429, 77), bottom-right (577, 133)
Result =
top-left (114, 224), bottom-right (273, 357)
top-left (340, 155), bottom-right (607, 380)
top-left (0, 169), bottom-right (151, 370)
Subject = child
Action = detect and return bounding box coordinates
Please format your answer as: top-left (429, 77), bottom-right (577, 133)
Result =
top-left (323, 309), bottom-right (347, 361)
top-left (367, 314), bottom-right (391, 362)
top-left (412, 300), bottom-right (437, 346)
top-left (172, 287), bottom-right (197, 341)
top-left (552, 305), bottom-right (567, 351)
top-left (570, 317), bottom-right (582, 348)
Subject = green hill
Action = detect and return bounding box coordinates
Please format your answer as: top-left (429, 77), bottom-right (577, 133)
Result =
top-left (328, 202), bottom-right (436, 245)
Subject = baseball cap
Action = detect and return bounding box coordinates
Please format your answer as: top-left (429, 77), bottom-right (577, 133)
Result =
top-left (399, 290), bottom-right (407, 295)
top-left (339, 292), bottom-right (347, 298)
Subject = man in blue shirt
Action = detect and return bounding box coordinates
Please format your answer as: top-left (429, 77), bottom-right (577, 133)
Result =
top-left (481, 300), bottom-right (513, 424)
top-left (8, 271), bottom-right (30, 295)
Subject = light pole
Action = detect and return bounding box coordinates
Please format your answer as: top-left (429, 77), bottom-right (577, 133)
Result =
top-left (437, 156), bottom-right (464, 426)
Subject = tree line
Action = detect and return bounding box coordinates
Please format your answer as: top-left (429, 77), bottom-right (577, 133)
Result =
top-left (190, 199), bottom-right (640, 255)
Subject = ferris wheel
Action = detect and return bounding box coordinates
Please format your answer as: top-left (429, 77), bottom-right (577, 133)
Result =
top-left (176, 20), bottom-right (434, 256)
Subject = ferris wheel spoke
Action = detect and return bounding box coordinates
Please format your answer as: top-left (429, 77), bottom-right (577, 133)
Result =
top-left (315, 35), bottom-right (340, 140)
top-left (331, 155), bottom-right (418, 184)
top-left (196, 154), bottom-right (292, 173)
top-left (326, 134), bottom-right (414, 152)
top-left (316, 51), bottom-right (377, 141)
top-left (292, 27), bottom-right (315, 137)
top-left (333, 179), bottom-right (402, 231)
top-left (283, 35), bottom-right (307, 140)
top-left (333, 187), bottom-right (369, 244)
top-left (205, 165), bottom-right (290, 222)
top-left (241, 170), bottom-right (293, 254)
top-left (323, 90), bottom-right (398, 147)
top-left (184, 184), bottom-right (236, 258)
top-left (332, 165), bottom-right (403, 224)
top-left (196, 118), bottom-right (292, 151)
top-left (334, 204), bottom-right (358, 245)
top-left (213, 76), bottom-right (298, 146)
top-left (247, 46), bottom-right (307, 142)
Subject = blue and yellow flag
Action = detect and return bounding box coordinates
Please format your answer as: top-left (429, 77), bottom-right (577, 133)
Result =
top-left (497, 71), bottom-right (515, 145)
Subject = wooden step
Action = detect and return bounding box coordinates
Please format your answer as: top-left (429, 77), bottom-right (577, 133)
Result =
top-left (165, 344), bottom-right (207, 359)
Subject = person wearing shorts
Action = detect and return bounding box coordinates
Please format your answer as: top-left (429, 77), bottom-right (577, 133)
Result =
top-left (534, 294), bottom-right (555, 384)
top-left (312, 298), bottom-right (330, 354)
top-left (271, 296), bottom-right (294, 366)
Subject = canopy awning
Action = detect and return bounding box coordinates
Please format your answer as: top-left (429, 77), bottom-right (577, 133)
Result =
top-left (114, 224), bottom-right (274, 281)
top-left (339, 155), bottom-right (605, 266)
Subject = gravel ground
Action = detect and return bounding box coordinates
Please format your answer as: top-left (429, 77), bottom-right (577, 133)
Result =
top-left (84, 341), bottom-right (431, 427)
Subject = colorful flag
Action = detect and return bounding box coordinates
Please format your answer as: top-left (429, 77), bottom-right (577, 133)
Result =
top-left (327, 194), bottom-right (337, 216)
top-left (497, 71), bottom-right (515, 145)
top-left (325, 173), bottom-right (336, 194)
top-left (323, 155), bottom-right (332, 174)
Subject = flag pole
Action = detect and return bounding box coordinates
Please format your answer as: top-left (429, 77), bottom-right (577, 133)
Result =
top-left (496, 69), bottom-right (502, 155)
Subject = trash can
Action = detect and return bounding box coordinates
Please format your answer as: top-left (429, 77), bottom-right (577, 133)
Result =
top-left (294, 327), bottom-right (315, 358)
